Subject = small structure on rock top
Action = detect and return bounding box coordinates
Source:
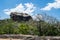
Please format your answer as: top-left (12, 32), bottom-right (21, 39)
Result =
top-left (10, 12), bottom-right (32, 21)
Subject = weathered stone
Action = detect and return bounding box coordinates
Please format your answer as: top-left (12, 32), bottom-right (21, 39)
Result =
top-left (10, 12), bottom-right (32, 21)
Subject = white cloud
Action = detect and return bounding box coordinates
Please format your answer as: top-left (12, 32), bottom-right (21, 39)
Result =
top-left (40, 0), bottom-right (60, 10)
top-left (32, 14), bottom-right (43, 21)
top-left (23, 3), bottom-right (36, 14)
top-left (3, 3), bottom-right (36, 15)
top-left (3, 9), bottom-right (11, 15)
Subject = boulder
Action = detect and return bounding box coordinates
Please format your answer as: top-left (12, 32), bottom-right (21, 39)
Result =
top-left (10, 12), bottom-right (32, 21)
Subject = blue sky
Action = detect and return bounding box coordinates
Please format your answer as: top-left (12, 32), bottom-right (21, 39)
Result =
top-left (0, 0), bottom-right (60, 20)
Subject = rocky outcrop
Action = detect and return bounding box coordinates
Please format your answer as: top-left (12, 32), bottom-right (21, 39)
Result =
top-left (10, 12), bottom-right (32, 21)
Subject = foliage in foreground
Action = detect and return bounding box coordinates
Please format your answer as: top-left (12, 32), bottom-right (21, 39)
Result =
top-left (0, 19), bottom-right (38, 35)
top-left (0, 18), bottom-right (60, 36)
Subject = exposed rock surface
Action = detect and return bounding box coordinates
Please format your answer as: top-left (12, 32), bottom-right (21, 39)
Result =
top-left (10, 12), bottom-right (32, 21)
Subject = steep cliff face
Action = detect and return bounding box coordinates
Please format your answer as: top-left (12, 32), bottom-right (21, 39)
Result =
top-left (10, 12), bottom-right (32, 21)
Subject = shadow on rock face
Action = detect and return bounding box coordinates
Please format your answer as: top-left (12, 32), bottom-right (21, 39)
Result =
top-left (10, 12), bottom-right (32, 22)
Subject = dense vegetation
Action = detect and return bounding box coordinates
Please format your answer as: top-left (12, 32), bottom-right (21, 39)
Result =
top-left (0, 19), bottom-right (38, 35)
top-left (0, 14), bottom-right (60, 36)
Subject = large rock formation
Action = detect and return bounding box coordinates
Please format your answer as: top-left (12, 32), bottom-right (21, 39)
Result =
top-left (10, 12), bottom-right (32, 21)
